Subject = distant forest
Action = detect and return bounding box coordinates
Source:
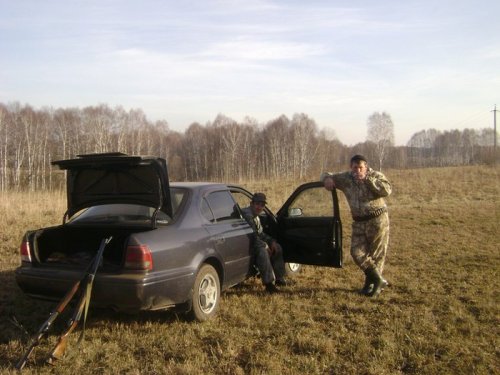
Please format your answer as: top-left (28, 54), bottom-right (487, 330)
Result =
top-left (0, 102), bottom-right (497, 191)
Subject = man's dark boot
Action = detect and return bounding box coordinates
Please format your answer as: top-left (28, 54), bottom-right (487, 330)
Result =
top-left (367, 268), bottom-right (386, 297)
top-left (360, 270), bottom-right (373, 295)
top-left (265, 283), bottom-right (279, 294)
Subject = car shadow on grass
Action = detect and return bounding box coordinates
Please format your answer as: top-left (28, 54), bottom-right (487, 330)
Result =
top-left (4, 267), bottom-right (369, 348)
top-left (1, 268), bottom-right (185, 345)
top-left (224, 277), bottom-right (356, 297)
top-left (0, 269), bottom-right (47, 344)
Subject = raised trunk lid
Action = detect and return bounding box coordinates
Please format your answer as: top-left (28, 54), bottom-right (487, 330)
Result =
top-left (52, 152), bottom-right (172, 221)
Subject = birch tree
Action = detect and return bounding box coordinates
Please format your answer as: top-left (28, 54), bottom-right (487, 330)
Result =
top-left (0, 105), bottom-right (7, 191)
top-left (238, 117), bottom-right (259, 181)
top-left (263, 115), bottom-right (290, 178)
top-left (367, 112), bottom-right (395, 171)
top-left (291, 113), bottom-right (318, 179)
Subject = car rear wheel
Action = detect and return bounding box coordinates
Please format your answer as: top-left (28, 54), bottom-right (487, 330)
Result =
top-left (189, 264), bottom-right (220, 321)
top-left (285, 262), bottom-right (302, 276)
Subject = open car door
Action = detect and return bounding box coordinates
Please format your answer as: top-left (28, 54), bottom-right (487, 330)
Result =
top-left (276, 182), bottom-right (343, 268)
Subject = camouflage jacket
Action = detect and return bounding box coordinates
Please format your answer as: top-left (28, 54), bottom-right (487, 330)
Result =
top-left (320, 168), bottom-right (392, 217)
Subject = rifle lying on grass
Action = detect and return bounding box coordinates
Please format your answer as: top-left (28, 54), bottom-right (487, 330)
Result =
top-left (15, 236), bottom-right (113, 370)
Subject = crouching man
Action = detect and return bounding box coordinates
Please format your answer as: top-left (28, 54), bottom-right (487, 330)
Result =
top-left (241, 192), bottom-right (287, 294)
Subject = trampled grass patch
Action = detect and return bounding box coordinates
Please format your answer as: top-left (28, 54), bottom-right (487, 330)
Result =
top-left (0, 165), bottom-right (498, 374)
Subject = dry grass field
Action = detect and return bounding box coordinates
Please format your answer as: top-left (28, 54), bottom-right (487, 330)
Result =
top-left (0, 166), bottom-right (499, 375)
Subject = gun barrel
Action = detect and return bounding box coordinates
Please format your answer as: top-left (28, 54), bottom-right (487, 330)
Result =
top-left (15, 236), bottom-right (112, 370)
top-left (15, 344), bottom-right (35, 370)
top-left (15, 308), bottom-right (63, 370)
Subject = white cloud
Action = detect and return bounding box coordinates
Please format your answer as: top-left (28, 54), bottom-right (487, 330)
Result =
top-left (201, 38), bottom-right (326, 61)
top-left (1, 0), bottom-right (499, 146)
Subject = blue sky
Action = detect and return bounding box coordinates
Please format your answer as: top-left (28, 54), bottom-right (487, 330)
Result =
top-left (1, 0), bottom-right (499, 145)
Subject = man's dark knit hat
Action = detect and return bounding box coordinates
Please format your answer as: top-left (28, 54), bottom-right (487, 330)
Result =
top-left (350, 154), bottom-right (368, 164)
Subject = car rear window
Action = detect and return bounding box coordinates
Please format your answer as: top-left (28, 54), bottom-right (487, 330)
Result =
top-left (203, 191), bottom-right (241, 223)
top-left (68, 204), bottom-right (170, 225)
top-left (68, 188), bottom-right (187, 225)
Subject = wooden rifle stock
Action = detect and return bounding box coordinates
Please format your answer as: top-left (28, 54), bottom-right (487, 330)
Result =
top-left (15, 280), bottom-right (82, 370)
top-left (15, 236), bottom-right (112, 370)
top-left (46, 290), bottom-right (87, 364)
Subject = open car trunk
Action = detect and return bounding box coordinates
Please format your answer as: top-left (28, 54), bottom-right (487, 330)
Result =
top-left (27, 153), bottom-right (173, 271)
top-left (30, 225), bottom-right (150, 271)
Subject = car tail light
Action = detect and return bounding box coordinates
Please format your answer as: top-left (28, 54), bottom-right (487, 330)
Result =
top-left (124, 245), bottom-right (153, 270)
top-left (20, 241), bottom-right (32, 262)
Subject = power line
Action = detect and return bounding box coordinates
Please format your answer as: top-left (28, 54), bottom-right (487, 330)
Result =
top-left (452, 109), bottom-right (491, 129)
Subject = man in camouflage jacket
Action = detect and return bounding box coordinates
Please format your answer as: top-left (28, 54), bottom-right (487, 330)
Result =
top-left (321, 155), bottom-right (392, 297)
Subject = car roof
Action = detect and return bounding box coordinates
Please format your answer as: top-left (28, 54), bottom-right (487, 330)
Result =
top-left (169, 182), bottom-right (250, 195)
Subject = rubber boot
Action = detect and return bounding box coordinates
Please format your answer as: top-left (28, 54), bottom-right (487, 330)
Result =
top-left (367, 268), bottom-right (385, 297)
top-left (360, 270), bottom-right (373, 295)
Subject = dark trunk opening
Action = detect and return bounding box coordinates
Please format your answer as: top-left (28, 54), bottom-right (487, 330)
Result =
top-left (33, 225), bottom-right (149, 270)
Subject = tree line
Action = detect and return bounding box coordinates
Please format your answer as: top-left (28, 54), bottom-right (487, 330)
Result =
top-left (0, 102), bottom-right (496, 191)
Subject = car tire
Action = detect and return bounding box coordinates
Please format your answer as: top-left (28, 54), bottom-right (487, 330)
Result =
top-left (189, 264), bottom-right (220, 322)
top-left (285, 262), bottom-right (302, 276)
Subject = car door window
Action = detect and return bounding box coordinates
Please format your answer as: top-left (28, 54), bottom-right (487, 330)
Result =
top-left (276, 182), bottom-right (342, 267)
top-left (204, 191), bottom-right (241, 222)
top-left (231, 189), bottom-right (279, 237)
top-left (231, 191), bottom-right (251, 211)
top-left (286, 187), bottom-right (333, 217)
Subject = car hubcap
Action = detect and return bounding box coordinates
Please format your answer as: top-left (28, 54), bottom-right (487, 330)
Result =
top-left (198, 274), bottom-right (217, 313)
top-left (288, 263), bottom-right (300, 272)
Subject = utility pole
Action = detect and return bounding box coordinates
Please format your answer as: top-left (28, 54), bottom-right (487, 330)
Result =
top-left (493, 105), bottom-right (498, 162)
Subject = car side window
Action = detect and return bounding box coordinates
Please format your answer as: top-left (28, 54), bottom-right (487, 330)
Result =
top-left (287, 186), bottom-right (333, 217)
top-left (231, 190), bottom-right (251, 211)
top-left (169, 188), bottom-right (187, 217)
top-left (204, 191), bottom-right (241, 222)
top-left (201, 199), bottom-right (215, 222)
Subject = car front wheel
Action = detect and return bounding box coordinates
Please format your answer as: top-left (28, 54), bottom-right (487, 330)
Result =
top-left (189, 264), bottom-right (220, 322)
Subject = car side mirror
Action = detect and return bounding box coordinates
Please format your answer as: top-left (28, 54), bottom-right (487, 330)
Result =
top-left (288, 207), bottom-right (303, 217)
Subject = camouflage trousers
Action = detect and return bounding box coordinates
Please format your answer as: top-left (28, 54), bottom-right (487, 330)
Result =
top-left (350, 212), bottom-right (390, 274)
top-left (254, 242), bottom-right (286, 285)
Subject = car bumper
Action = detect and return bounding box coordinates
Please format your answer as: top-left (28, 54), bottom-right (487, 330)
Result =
top-left (15, 266), bottom-right (195, 313)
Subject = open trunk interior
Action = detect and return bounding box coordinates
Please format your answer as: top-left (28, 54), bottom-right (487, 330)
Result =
top-left (32, 225), bottom-right (150, 270)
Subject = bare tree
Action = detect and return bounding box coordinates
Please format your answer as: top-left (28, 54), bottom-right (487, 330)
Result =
top-left (316, 129), bottom-right (345, 176)
top-left (263, 115), bottom-right (290, 179)
top-left (291, 113), bottom-right (319, 179)
top-left (183, 123), bottom-right (209, 180)
top-left (367, 112), bottom-right (395, 170)
top-left (0, 104), bottom-right (7, 191)
top-left (82, 105), bottom-right (114, 153)
top-left (112, 106), bottom-right (131, 154)
top-left (239, 117), bottom-right (259, 181)
top-left (162, 130), bottom-right (184, 180)
top-left (434, 130), bottom-right (462, 166)
top-left (220, 117), bottom-right (241, 181)
top-left (2, 101), bottom-right (499, 190)
top-left (54, 108), bottom-right (79, 161)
